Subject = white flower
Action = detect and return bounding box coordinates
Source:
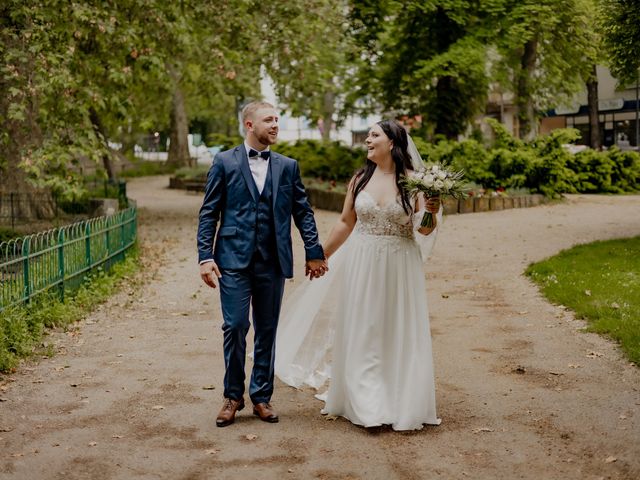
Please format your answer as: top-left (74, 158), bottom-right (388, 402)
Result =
top-left (437, 170), bottom-right (447, 180)
top-left (422, 174), bottom-right (435, 187)
top-left (431, 165), bottom-right (440, 172)
top-left (444, 179), bottom-right (454, 190)
top-left (434, 179), bottom-right (444, 190)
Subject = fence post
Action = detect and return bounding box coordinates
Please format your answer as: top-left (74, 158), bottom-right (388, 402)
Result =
top-left (120, 212), bottom-right (125, 260)
top-left (57, 229), bottom-right (65, 302)
top-left (22, 237), bottom-right (30, 304)
top-left (118, 181), bottom-right (127, 207)
top-left (85, 222), bottom-right (92, 269)
top-left (10, 193), bottom-right (15, 231)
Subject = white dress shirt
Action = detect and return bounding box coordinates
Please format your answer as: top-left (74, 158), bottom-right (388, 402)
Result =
top-left (244, 141), bottom-right (270, 194)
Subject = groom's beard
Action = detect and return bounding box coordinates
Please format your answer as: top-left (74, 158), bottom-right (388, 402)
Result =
top-left (255, 129), bottom-right (278, 146)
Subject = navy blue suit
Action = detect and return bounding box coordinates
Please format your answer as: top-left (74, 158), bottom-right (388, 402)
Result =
top-left (197, 145), bottom-right (323, 404)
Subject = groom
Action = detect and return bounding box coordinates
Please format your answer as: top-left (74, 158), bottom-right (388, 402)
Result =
top-left (197, 101), bottom-right (327, 427)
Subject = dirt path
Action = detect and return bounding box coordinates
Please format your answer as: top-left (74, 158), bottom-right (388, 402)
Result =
top-left (1, 176), bottom-right (639, 480)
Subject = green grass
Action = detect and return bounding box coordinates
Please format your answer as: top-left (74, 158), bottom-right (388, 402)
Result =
top-left (526, 236), bottom-right (640, 364)
top-left (0, 247), bottom-right (141, 372)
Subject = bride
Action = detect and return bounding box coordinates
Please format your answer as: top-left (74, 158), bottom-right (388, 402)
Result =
top-left (275, 119), bottom-right (441, 431)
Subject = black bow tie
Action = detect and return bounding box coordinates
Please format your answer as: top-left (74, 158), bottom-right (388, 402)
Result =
top-left (248, 149), bottom-right (270, 160)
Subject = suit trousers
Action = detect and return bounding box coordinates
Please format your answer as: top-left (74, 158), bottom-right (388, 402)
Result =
top-left (219, 252), bottom-right (285, 404)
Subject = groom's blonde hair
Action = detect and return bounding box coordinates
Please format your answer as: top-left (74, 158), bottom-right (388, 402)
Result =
top-left (242, 101), bottom-right (276, 122)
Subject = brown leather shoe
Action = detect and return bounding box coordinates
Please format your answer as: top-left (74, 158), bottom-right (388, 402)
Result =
top-left (253, 402), bottom-right (279, 423)
top-left (216, 397), bottom-right (245, 427)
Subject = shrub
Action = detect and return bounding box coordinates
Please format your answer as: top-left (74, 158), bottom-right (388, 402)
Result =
top-left (606, 147), bottom-right (640, 192)
top-left (0, 228), bottom-right (19, 243)
top-left (120, 161), bottom-right (178, 178)
top-left (174, 165), bottom-right (210, 180)
top-left (568, 149), bottom-right (617, 193)
top-left (275, 140), bottom-right (365, 182)
top-left (206, 133), bottom-right (243, 150)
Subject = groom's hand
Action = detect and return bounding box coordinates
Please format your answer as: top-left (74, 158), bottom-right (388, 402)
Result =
top-left (200, 261), bottom-right (222, 289)
top-left (305, 258), bottom-right (328, 281)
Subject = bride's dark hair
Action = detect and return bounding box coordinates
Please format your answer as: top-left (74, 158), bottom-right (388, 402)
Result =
top-left (352, 119), bottom-right (414, 214)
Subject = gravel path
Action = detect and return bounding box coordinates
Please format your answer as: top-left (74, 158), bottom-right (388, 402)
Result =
top-left (1, 175), bottom-right (639, 480)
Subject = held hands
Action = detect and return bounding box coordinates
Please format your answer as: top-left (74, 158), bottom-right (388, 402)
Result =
top-left (200, 261), bottom-right (222, 288)
top-left (305, 258), bottom-right (328, 281)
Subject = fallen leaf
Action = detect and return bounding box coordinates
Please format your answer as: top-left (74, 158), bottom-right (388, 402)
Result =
top-left (518, 310), bottom-right (528, 315)
top-left (201, 386), bottom-right (215, 390)
top-left (88, 442), bottom-right (97, 447)
top-left (584, 290), bottom-right (592, 296)
top-left (586, 351), bottom-right (604, 358)
top-left (151, 405), bottom-right (165, 410)
top-left (549, 371), bottom-right (563, 376)
top-left (0, 426), bottom-right (13, 432)
top-left (568, 364), bottom-right (582, 369)
top-left (112, 435), bottom-right (123, 439)
top-left (619, 414), bottom-right (627, 420)
top-left (611, 302), bottom-right (620, 309)
top-left (604, 456), bottom-right (617, 463)
top-left (513, 366), bottom-right (526, 374)
top-left (10, 453), bottom-right (23, 458)
top-left (245, 434), bottom-right (257, 441)
top-left (441, 294), bottom-right (449, 299)
top-left (325, 415), bottom-right (338, 421)
top-left (70, 383), bottom-right (81, 387)
top-left (205, 449), bottom-right (218, 455)
top-left (288, 469), bottom-right (294, 473)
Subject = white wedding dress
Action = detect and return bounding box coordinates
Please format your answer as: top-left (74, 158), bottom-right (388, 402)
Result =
top-left (275, 190), bottom-right (441, 431)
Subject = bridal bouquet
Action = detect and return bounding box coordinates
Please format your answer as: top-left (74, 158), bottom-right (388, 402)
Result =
top-left (402, 162), bottom-right (468, 228)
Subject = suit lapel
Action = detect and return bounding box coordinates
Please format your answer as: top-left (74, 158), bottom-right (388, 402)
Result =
top-left (270, 152), bottom-right (282, 207)
top-left (234, 146), bottom-right (259, 202)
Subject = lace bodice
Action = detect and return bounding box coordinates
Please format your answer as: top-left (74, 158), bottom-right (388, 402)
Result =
top-left (354, 191), bottom-right (414, 239)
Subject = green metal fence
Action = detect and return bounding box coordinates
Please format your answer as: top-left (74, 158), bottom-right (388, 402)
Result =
top-left (0, 207), bottom-right (137, 312)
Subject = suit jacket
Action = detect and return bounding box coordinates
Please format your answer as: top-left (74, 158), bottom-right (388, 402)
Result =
top-left (197, 145), bottom-right (324, 278)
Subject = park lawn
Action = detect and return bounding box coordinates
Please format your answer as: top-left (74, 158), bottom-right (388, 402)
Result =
top-left (526, 236), bottom-right (640, 365)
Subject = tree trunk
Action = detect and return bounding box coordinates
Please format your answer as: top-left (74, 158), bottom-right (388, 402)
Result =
top-left (434, 76), bottom-right (462, 140)
top-left (587, 64), bottom-right (601, 150)
top-left (321, 91), bottom-right (335, 142)
top-left (0, 116), bottom-right (56, 222)
top-left (516, 38), bottom-right (538, 140)
top-left (167, 87), bottom-right (191, 167)
top-left (89, 109), bottom-right (116, 180)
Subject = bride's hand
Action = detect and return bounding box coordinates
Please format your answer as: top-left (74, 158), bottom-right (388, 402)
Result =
top-left (425, 195), bottom-right (440, 213)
